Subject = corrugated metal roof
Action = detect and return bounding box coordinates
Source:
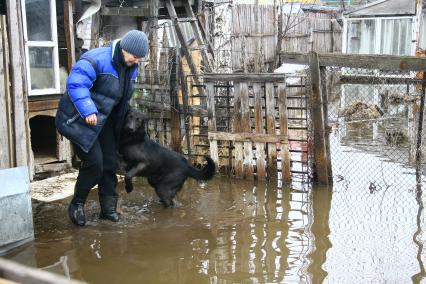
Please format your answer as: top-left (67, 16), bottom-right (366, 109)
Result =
top-left (345, 0), bottom-right (416, 17)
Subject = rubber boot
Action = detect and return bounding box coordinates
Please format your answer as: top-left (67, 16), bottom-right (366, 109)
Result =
top-left (68, 197), bottom-right (86, 226)
top-left (99, 195), bottom-right (120, 222)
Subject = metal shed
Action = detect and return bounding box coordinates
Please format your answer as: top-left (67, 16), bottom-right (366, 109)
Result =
top-left (342, 0), bottom-right (424, 55)
top-left (345, 0), bottom-right (416, 18)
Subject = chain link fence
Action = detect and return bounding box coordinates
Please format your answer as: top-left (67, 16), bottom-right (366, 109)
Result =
top-left (321, 64), bottom-right (424, 192)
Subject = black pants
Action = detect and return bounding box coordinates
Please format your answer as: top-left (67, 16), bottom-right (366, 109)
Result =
top-left (72, 117), bottom-right (118, 201)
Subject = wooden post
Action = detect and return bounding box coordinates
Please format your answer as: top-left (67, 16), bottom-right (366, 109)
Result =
top-left (233, 82), bottom-right (244, 177)
top-left (278, 83), bottom-right (291, 183)
top-left (265, 82), bottom-right (277, 180)
top-left (240, 82), bottom-right (253, 178)
top-left (320, 66), bottom-right (333, 183)
top-left (6, 0), bottom-right (30, 169)
top-left (309, 52), bottom-right (329, 185)
top-left (415, 73), bottom-right (426, 184)
top-left (0, 17), bottom-right (10, 169)
top-left (415, 0), bottom-right (424, 51)
top-left (206, 82), bottom-right (219, 168)
top-left (63, 0), bottom-right (75, 71)
top-left (2, 16), bottom-right (13, 167)
top-left (253, 83), bottom-right (266, 179)
top-left (149, 0), bottom-right (159, 84)
top-left (170, 51), bottom-right (181, 152)
top-left (90, 12), bottom-right (100, 50)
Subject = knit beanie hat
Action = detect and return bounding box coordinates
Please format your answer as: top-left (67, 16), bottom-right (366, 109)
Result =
top-left (120, 30), bottom-right (149, 58)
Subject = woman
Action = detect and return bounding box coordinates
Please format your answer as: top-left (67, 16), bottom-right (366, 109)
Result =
top-left (55, 30), bottom-right (148, 226)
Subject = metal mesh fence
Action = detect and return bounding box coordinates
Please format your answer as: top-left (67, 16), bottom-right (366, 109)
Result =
top-left (322, 65), bottom-right (424, 192)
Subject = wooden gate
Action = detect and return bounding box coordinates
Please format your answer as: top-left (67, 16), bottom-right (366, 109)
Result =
top-left (205, 73), bottom-right (291, 182)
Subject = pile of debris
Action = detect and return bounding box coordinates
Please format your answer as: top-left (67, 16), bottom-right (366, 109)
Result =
top-left (341, 102), bottom-right (384, 121)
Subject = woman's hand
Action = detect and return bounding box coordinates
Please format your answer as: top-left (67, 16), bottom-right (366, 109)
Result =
top-left (85, 114), bottom-right (97, 126)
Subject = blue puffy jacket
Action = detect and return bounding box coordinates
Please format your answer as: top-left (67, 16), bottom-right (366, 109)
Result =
top-left (55, 40), bottom-right (138, 153)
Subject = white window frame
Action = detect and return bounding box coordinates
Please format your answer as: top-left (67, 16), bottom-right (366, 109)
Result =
top-left (343, 16), bottom-right (416, 56)
top-left (21, 0), bottom-right (60, 96)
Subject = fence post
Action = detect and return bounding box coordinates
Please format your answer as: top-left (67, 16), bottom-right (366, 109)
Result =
top-left (415, 73), bottom-right (426, 185)
top-left (320, 66), bottom-right (333, 183)
top-left (309, 52), bottom-right (329, 185)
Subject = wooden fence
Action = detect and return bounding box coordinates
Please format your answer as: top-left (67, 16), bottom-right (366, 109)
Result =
top-left (205, 73), bottom-right (291, 182)
top-left (222, 5), bottom-right (342, 72)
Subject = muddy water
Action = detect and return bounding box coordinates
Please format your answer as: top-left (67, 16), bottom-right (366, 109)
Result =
top-left (4, 175), bottom-right (426, 284)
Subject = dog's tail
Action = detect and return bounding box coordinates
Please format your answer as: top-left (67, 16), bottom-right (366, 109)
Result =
top-left (187, 155), bottom-right (215, 181)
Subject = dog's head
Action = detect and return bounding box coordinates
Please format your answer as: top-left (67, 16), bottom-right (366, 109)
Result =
top-left (123, 108), bottom-right (146, 135)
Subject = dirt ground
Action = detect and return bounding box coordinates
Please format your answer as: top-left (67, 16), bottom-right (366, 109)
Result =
top-left (30, 171), bottom-right (125, 202)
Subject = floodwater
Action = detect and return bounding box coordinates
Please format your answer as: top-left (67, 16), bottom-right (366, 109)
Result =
top-left (4, 170), bottom-right (426, 284)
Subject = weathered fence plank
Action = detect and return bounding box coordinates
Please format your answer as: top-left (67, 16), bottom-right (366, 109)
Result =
top-left (280, 51), bottom-right (426, 71)
top-left (253, 83), bottom-right (266, 179)
top-left (170, 52), bottom-right (181, 152)
top-left (205, 82), bottom-right (219, 168)
top-left (0, 19), bottom-right (10, 169)
top-left (233, 82), bottom-right (244, 177)
top-left (157, 119), bottom-right (164, 145)
top-left (265, 82), bottom-right (277, 180)
top-left (204, 73), bottom-right (285, 83)
top-left (208, 132), bottom-right (287, 143)
top-left (240, 82), bottom-right (253, 178)
top-left (278, 83), bottom-right (291, 183)
top-left (7, 0), bottom-right (30, 168)
top-left (1, 16), bottom-right (13, 168)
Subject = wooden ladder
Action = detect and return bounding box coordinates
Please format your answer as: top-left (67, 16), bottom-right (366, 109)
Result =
top-left (164, 0), bottom-right (214, 74)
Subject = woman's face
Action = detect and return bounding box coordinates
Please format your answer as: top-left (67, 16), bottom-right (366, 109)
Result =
top-left (122, 49), bottom-right (142, 66)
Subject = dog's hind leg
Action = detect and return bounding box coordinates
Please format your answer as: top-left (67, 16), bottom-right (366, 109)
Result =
top-left (155, 179), bottom-right (185, 208)
top-left (155, 188), bottom-right (175, 208)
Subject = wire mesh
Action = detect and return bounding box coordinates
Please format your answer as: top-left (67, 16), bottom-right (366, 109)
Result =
top-left (322, 65), bottom-right (424, 192)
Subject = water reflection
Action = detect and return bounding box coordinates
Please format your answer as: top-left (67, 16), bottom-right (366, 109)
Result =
top-left (4, 176), bottom-right (426, 283)
top-left (307, 186), bottom-right (332, 284)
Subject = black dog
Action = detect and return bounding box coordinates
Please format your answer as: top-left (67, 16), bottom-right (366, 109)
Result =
top-left (119, 108), bottom-right (215, 207)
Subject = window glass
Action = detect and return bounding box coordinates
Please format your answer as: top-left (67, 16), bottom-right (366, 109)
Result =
top-left (25, 0), bottom-right (52, 41)
top-left (419, 13), bottom-right (426, 50)
top-left (381, 18), bottom-right (412, 56)
top-left (29, 47), bottom-right (54, 89)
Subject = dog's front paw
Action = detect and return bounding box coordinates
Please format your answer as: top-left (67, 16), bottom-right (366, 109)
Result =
top-left (125, 183), bottom-right (134, 193)
top-left (125, 176), bottom-right (134, 193)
